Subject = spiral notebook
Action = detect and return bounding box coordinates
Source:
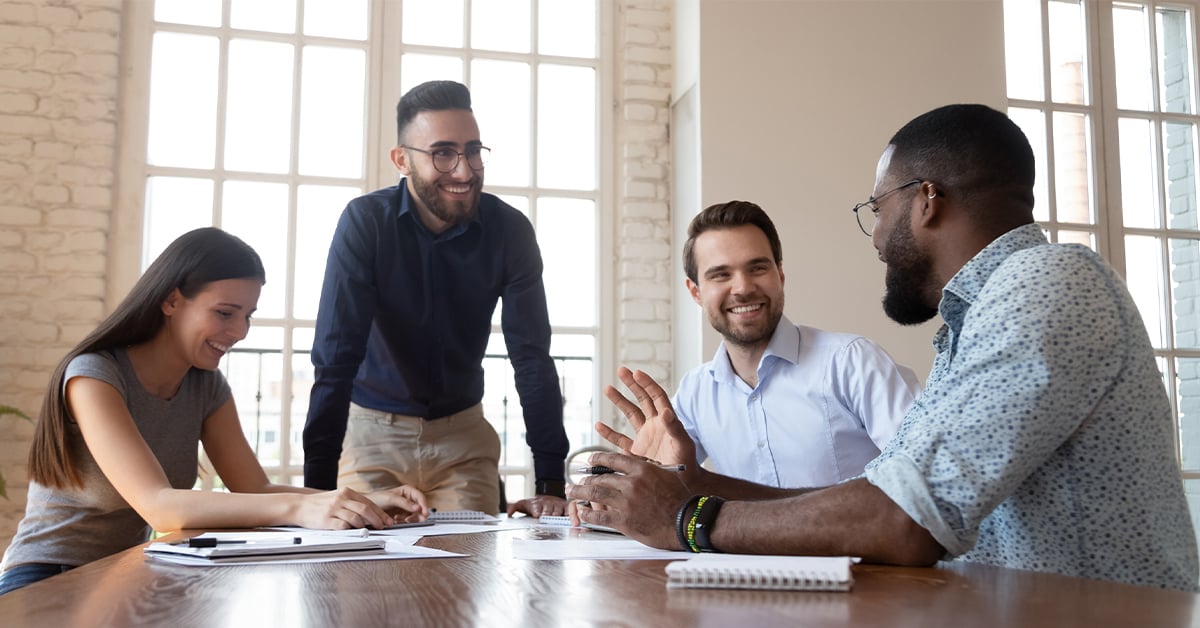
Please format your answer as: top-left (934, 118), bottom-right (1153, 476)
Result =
top-left (665, 555), bottom-right (854, 591)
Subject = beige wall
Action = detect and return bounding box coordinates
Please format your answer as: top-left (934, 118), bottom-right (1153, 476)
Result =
top-left (676, 0), bottom-right (1007, 376)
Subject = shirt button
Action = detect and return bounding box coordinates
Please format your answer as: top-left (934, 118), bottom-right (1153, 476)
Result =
top-left (749, 394), bottom-right (757, 401)
top-left (757, 440), bottom-right (766, 448)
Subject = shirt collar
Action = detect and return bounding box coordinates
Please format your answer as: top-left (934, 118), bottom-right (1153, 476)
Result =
top-left (938, 222), bottom-right (1048, 329)
top-left (708, 314), bottom-right (798, 384)
top-left (395, 179), bottom-right (480, 240)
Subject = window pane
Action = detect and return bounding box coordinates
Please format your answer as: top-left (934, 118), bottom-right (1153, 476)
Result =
top-left (1008, 107), bottom-right (1050, 221)
top-left (1052, 111), bottom-right (1094, 224)
top-left (1114, 3), bottom-right (1154, 111)
top-left (225, 39), bottom-right (294, 174)
top-left (143, 177), bottom-right (213, 266)
top-left (1119, 117), bottom-right (1159, 229)
top-left (1004, 0), bottom-right (1045, 100)
top-left (1181, 359), bottom-right (1200, 470)
top-left (472, 59), bottom-right (531, 187)
top-left (553, 335), bottom-right (595, 451)
top-left (291, 349), bottom-right (314, 456)
top-left (538, 0), bottom-right (596, 58)
top-left (1158, 7), bottom-right (1195, 114)
top-left (155, 0), bottom-right (221, 27)
top-left (1057, 229), bottom-right (1095, 250)
top-left (223, 350), bottom-right (284, 466)
top-left (537, 65), bottom-right (596, 190)
top-left (147, 33), bottom-right (219, 169)
top-left (497, 194), bottom-right (529, 216)
top-left (230, 0), bottom-right (296, 33)
top-left (303, 0), bottom-right (368, 40)
top-left (295, 185), bottom-right (360, 320)
top-left (221, 181), bottom-right (289, 319)
top-left (299, 46), bottom-right (366, 178)
top-left (482, 345), bottom-right (528, 469)
top-left (1170, 238), bottom-right (1200, 349)
top-left (293, 327), bottom-right (315, 352)
top-left (402, 0), bottom-right (464, 47)
top-left (538, 197), bottom-right (596, 326)
top-left (1126, 234), bottom-right (1168, 348)
top-left (1048, 0), bottom-right (1087, 105)
top-left (1165, 121), bottom-right (1199, 231)
top-left (472, 0), bottom-right (530, 53)
top-left (400, 54), bottom-right (464, 97)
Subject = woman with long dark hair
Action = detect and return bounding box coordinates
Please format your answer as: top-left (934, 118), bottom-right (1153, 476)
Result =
top-left (0, 228), bottom-right (427, 595)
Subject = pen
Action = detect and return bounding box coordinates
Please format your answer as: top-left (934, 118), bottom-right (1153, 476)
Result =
top-left (576, 464), bottom-right (686, 474)
top-left (181, 536), bottom-right (302, 548)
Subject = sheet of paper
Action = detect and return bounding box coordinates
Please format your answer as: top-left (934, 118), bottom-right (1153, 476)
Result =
top-left (511, 535), bottom-right (695, 560)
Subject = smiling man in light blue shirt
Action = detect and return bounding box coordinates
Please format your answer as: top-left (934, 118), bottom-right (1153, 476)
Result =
top-left (610, 200), bottom-right (921, 488)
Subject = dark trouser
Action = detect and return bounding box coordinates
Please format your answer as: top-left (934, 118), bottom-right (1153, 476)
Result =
top-left (0, 563), bottom-right (73, 595)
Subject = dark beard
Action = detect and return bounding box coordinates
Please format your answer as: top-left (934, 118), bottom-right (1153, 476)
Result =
top-left (409, 170), bottom-right (479, 228)
top-left (881, 211), bottom-right (939, 326)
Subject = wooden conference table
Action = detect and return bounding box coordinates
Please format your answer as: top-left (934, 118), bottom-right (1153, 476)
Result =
top-left (1, 523), bottom-right (1197, 627)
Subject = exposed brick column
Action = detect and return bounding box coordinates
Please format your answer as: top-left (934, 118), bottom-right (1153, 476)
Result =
top-left (0, 0), bottom-right (120, 548)
top-left (614, 0), bottom-right (673, 393)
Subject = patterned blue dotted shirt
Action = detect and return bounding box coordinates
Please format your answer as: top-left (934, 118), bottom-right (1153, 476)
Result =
top-left (865, 223), bottom-right (1199, 591)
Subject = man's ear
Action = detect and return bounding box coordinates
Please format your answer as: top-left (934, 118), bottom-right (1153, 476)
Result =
top-left (389, 146), bottom-right (409, 175)
top-left (916, 181), bottom-right (942, 228)
top-left (686, 278), bottom-right (702, 305)
top-left (161, 288), bottom-right (182, 316)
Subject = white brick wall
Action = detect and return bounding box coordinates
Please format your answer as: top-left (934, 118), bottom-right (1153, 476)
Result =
top-left (615, 0), bottom-right (673, 387)
top-left (0, 0), bottom-right (675, 556)
top-left (0, 0), bottom-right (121, 552)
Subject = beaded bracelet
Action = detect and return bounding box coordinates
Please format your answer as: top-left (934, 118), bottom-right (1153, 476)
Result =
top-left (675, 495), bottom-right (703, 552)
top-left (685, 496), bottom-right (711, 552)
top-left (693, 495), bottom-right (725, 552)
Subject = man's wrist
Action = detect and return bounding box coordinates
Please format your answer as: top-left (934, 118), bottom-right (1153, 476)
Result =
top-left (535, 479), bottom-right (566, 499)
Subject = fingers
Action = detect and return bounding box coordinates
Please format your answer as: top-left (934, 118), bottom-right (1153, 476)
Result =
top-left (630, 369), bottom-right (673, 417)
top-left (604, 384), bottom-right (646, 431)
top-left (595, 421), bottom-right (634, 452)
top-left (327, 488), bottom-right (393, 530)
top-left (506, 501), bottom-right (522, 517)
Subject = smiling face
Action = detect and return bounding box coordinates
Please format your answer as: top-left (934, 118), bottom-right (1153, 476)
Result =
top-left (686, 225), bottom-right (785, 350)
top-left (161, 278), bottom-right (261, 371)
top-left (393, 109), bottom-right (484, 234)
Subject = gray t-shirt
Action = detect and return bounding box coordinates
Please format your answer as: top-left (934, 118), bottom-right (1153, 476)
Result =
top-left (2, 347), bottom-right (230, 570)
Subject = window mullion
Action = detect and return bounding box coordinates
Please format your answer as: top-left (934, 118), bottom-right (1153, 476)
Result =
top-left (1095, 1), bottom-right (1126, 270)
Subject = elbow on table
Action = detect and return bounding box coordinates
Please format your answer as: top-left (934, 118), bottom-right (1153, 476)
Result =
top-left (884, 519), bottom-right (946, 566)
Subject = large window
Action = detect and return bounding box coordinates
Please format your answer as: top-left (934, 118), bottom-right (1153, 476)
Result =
top-left (124, 0), bottom-right (606, 500)
top-left (1004, 0), bottom-right (1200, 529)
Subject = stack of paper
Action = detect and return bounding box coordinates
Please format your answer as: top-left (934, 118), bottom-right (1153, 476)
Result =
top-left (144, 532), bottom-right (387, 566)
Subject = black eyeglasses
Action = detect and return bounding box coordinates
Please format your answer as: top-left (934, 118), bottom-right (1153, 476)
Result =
top-left (851, 179), bottom-right (921, 236)
top-left (402, 144), bottom-right (490, 173)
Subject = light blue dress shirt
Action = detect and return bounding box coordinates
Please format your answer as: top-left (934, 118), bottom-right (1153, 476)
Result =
top-left (865, 223), bottom-right (1199, 591)
top-left (672, 316), bottom-right (921, 488)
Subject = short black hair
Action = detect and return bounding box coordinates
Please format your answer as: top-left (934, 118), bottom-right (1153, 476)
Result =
top-left (395, 80), bottom-right (472, 143)
top-left (888, 104), bottom-right (1036, 223)
top-left (683, 200), bottom-right (783, 284)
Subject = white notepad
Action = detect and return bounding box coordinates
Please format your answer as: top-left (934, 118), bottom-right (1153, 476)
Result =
top-left (665, 555), bottom-right (854, 591)
top-left (429, 510), bottom-right (500, 523)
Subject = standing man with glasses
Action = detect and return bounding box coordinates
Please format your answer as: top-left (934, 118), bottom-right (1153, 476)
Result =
top-left (571, 104), bottom-right (1197, 591)
top-left (303, 80), bottom-right (569, 517)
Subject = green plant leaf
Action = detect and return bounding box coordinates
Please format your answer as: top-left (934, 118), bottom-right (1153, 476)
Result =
top-left (0, 405), bottom-right (32, 423)
top-left (0, 405), bottom-right (31, 500)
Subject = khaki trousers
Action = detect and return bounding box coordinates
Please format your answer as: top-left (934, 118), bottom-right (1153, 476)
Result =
top-left (337, 402), bottom-right (501, 514)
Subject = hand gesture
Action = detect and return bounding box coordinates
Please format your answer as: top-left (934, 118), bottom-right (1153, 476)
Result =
top-left (600, 367), bottom-right (698, 469)
top-left (368, 485), bottom-right (430, 522)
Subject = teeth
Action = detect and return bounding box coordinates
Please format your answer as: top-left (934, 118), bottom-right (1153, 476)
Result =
top-left (730, 304), bottom-right (761, 314)
top-left (444, 185), bottom-right (470, 193)
top-left (208, 341), bottom-right (229, 352)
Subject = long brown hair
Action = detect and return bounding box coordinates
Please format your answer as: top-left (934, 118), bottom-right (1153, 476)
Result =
top-left (28, 228), bottom-right (265, 488)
